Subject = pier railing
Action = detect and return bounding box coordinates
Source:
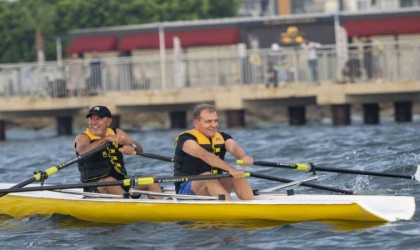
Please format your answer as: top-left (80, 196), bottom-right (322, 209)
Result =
top-left (0, 42), bottom-right (419, 98)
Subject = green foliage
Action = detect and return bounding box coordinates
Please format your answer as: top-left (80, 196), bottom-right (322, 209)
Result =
top-left (209, 0), bottom-right (241, 17)
top-left (0, 0), bottom-right (240, 63)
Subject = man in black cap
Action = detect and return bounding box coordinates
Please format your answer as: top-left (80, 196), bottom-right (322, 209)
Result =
top-left (85, 105), bottom-right (112, 119)
top-left (74, 105), bottom-right (162, 198)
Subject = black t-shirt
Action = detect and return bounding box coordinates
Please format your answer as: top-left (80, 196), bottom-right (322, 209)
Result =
top-left (175, 132), bottom-right (233, 157)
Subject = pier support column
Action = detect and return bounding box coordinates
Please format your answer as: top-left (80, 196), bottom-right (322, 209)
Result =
top-left (394, 101), bottom-right (412, 122)
top-left (288, 106), bottom-right (306, 125)
top-left (170, 111), bottom-right (186, 129)
top-left (0, 120), bottom-right (5, 141)
top-left (331, 104), bottom-right (351, 126)
top-left (111, 115), bottom-right (121, 128)
top-left (56, 117), bottom-right (73, 136)
top-left (226, 109), bottom-right (245, 128)
top-left (363, 103), bottom-right (379, 125)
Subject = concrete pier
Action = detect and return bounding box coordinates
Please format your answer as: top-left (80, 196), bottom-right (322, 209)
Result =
top-left (363, 103), bottom-right (380, 125)
top-left (394, 101), bottom-right (412, 122)
top-left (56, 117), bottom-right (73, 135)
top-left (0, 81), bottom-right (419, 140)
top-left (0, 120), bottom-right (5, 141)
top-left (225, 109), bottom-right (245, 128)
top-left (170, 111), bottom-right (187, 129)
top-left (288, 106), bottom-right (306, 125)
top-left (331, 104), bottom-right (351, 125)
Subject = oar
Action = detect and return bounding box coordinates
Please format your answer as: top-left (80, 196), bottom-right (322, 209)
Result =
top-left (237, 160), bottom-right (420, 181)
top-left (249, 172), bottom-right (354, 194)
top-left (139, 152), bottom-right (354, 194)
top-left (137, 152), bottom-right (174, 162)
top-left (0, 142), bottom-right (113, 197)
top-left (0, 174), bottom-right (236, 194)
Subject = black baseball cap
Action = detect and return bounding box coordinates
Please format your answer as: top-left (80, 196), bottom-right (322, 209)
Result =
top-left (86, 106), bottom-right (112, 118)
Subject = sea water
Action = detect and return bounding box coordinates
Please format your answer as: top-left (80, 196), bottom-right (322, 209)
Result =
top-left (0, 120), bottom-right (419, 249)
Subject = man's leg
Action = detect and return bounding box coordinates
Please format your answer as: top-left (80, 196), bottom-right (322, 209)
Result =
top-left (97, 177), bottom-right (126, 195)
top-left (191, 173), bottom-right (233, 200)
top-left (220, 178), bottom-right (254, 200)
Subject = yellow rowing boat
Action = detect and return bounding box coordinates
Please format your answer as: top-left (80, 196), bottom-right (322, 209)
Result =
top-left (0, 183), bottom-right (415, 224)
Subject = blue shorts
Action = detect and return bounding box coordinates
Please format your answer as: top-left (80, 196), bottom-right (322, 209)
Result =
top-left (178, 181), bottom-right (195, 195)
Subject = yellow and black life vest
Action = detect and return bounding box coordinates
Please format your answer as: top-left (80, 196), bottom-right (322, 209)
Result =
top-left (74, 128), bottom-right (126, 182)
top-left (173, 129), bottom-right (228, 176)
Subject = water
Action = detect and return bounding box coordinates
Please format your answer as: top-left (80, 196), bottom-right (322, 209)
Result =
top-left (0, 121), bottom-right (419, 249)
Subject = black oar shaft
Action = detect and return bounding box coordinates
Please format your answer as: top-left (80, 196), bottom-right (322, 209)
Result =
top-left (253, 160), bottom-right (417, 180)
top-left (55, 142), bottom-right (112, 171)
top-left (6, 178), bottom-right (37, 190)
top-left (249, 172), bottom-right (354, 195)
top-left (0, 174), bottom-right (233, 194)
top-left (158, 174), bottom-right (232, 183)
top-left (314, 166), bottom-right (415, 180)
top-left (138, 152), bottom-right (174, 162)
top-left (0, 142), bottom-right (112, 197)
top-left (253, 161), bottom-right (296, 169)
top-left (1, 180), bottom-right (126, 193)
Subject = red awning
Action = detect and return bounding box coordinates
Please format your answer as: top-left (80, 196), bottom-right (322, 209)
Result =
top-left (118, 28), bottom-right (239, 51)
top-left (118, 33), bottom-right (160, 51)
top-left (66, 36), bottom-right (117, 54)
top-left (343, 16), bottom-right (420, 36)
top-left (168, 28), bottom-right (239, 47)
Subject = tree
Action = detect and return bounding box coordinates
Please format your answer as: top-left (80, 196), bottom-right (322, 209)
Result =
top-left (19, 0), bottom-right (57, 64)
top-left (0, 0), bottom-right (241, 63)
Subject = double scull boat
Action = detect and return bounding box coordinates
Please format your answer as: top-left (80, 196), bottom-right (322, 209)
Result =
top-left (0, 182), bottom-right (415, 224)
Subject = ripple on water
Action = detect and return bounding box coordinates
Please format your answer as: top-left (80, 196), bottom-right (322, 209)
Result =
top-left (0, 123), bottom-right (419, 249)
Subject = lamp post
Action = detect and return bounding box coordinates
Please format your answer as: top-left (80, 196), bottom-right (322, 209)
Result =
top-left (56, 37), bottom-right (62, 65)
top-left (159, 23), bottom-right (167, 90)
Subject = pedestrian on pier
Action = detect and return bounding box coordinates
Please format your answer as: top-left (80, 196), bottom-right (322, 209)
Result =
top-left (301, 38), bottom-right (321, 84)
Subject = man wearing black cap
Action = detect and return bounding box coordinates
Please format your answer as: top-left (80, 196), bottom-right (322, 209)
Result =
top-left (74, 105), bottom-right (162, 198)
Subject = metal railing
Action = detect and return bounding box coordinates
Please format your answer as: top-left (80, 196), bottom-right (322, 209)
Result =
top-left (0, 42), bottom-right (419, 98)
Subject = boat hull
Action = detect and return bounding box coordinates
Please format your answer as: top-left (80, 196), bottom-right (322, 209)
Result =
top-left (0, 186), bottom-right (415, 224)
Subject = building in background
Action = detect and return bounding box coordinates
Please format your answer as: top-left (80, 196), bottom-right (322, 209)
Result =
top-left (2, 0), bottom-right (420, 101)
top-left (238, 0), bottom-right (420, 16)
top-left (62, 6), bottom-right (420, 91)
top-left (65, 6), bottom-right (420, 58)
top-left (63, 1), bottom-right (420, 90)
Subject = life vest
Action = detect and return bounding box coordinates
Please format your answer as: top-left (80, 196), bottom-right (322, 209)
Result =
top-left (74, 128), bottom-right (126, 182)
top-left (174, 129), bottom-right (227, 176)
